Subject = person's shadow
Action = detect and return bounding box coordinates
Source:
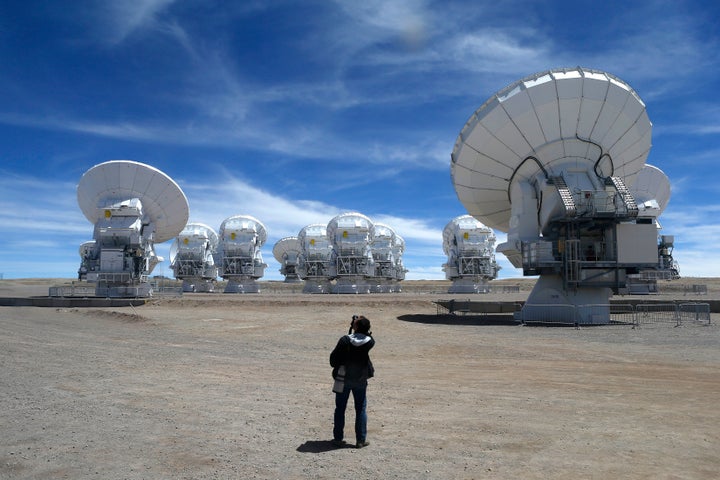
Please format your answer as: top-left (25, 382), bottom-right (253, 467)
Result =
top-left (296, 440), bottom-right (350, 453)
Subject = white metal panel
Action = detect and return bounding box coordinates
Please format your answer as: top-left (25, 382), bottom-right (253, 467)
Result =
top-left (453, 145), bottom-right (514, 181)
top-left (514, 112), bottom-right (548, 152)
top-left (494, 116), bottom-right (533, 158)
top-left (479, 99), bottom-right (513, 133)
top-left (220, 214), bottom-right (268, 245)
top-left (527, 81), bottom-right (561, 141)
top-left (463, 131), bottom-right (519, 171)
top-left (617, 223), bottom-right (658, 263)
top-left (327, 212), bottom-right (374, 240)
top-left (581, 73), bottom-right (610, 141)
top-left (117, 162), bottom-right (136, 193)
top-left (558, 96), bottom-right (582, 139)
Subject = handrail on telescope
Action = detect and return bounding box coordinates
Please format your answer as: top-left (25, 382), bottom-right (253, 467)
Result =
top-left (507, 156), bottom-right (549, 203)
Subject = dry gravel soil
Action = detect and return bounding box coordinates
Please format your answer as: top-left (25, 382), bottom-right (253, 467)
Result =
top-left (1, 279), bottom-right (719, 479)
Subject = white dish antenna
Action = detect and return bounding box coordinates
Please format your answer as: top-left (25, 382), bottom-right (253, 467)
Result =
top-left (272, 236), bottom-right (301, 262)
top-left (169, 222), bottom-right (219, 292)
top-left (219, 214), bottom-right (268, 248)
top-left (452, 68), bottom-right (651, 233)
top-left (628, 164), bottom-right (671, 216)
top-left (369, 223), bottom-right (399, 293)
top-left (370, 223), bottom-right (397, 260)
top-left (169, 222), bottom-right (219, 262)
top-left (327, 212), bottom-right (375, 294)
top-left (297, 223), bottom-right (334, 293)
top-left (77, 240), bottom-right (96, 281)
top-left (393, 234), bottom-right (407, 283)
top-left (451, 68), bottom-right (666, 324)
top-left (442, 215), bottom-right (499, 293)
top-left (625, 164), bottom-right (678, 292)
top-left (217, 214), bottom-right (268, 293)
top-left (75, 160), bottom-right (189, 297)
top-left (77, 160), bottom-right (189, 243)
top-left (272, 236), bottom-right (303, 283)
top-left (298, 224), bottom-right (333, 258)
top-left (327, 212), bottom-right (375, 252)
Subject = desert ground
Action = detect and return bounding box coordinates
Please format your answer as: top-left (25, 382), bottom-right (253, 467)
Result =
top-left (1, 278), bottom-right (719, 479)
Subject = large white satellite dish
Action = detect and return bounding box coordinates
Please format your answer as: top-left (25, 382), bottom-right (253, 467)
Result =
top-left (78, 160), bottom-right (189, 243)
top-left (272, 236), bottom-right (303, 283)
top-left (76, 160), bottom-right (189, 297)
top-left (327, 212), bottom-right (375, 294)
top-left (393, 234), bottom-right (408, 285)
top-left (369, 223), bottom-right (398, 293)
top-left (628, 164), bottom-right (671, 216)
top-left (451, 68), bottom-right (668, 324)
top-left (297, 223), bottom-right (334, 293)
top-left (169, 222), bottom-right (219, 292)
top-left (442, 215), bottom-right (499, 293)
top-left (217, 214), bottom-right (268, 293)
top-left (452, 68), bottom-right (651, 233)
top-left (625, 165), bottom-right (678, 292)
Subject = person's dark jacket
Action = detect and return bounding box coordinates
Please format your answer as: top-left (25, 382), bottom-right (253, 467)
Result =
top-left (329, 333), bottom-right (375, 387)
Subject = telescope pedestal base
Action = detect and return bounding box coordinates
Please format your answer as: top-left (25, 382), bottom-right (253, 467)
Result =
top-left (516, 275), bottom-right (611, 325)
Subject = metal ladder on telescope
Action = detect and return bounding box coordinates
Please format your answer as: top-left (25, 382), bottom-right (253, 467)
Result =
top-left (564, 237), bottom-right (581, 288)
top-left (607, 176), bottom-right (638, 218)
top-left (552, 176), bottom-right (577, 217)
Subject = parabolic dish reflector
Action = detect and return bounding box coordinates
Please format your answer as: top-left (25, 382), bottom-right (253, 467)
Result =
top-left (629, 164), bottom-right (671, 214)
top-left (77, 160), bottom-right (189, 243)
top-left (451, 67), bottom-right (652, 232)
top-left (273, 236), bottom-right (301, 262)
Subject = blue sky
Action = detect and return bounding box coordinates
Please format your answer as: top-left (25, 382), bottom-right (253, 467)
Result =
top-left (0, 0), bottom-right (718, 281)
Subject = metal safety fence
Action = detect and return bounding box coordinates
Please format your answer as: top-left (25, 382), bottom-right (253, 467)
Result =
top-left (519, 302), bottom-right (711, 328)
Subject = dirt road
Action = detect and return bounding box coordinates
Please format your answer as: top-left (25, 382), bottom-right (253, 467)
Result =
top-left (1, 283), bottom-right (719, 479)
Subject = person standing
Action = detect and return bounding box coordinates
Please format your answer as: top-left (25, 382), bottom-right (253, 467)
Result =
top-left (330, 315), bottom-right (375, 448)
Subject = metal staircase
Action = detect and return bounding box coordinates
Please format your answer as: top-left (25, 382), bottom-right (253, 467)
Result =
top-left (608, 176), bottom-right (639, 218)
top-left (552, 176), bottom-right (577, 217)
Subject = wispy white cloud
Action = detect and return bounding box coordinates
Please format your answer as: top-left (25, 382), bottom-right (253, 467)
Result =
top-left (0, 175), bottom-right (86, 236)
top-left (92, 0), bottom-right (177, 46)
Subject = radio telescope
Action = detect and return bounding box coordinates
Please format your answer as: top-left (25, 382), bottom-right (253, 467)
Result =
top-left (297, 224), bottom-right (334, 293)
top-left (76, 160), bottom-right (189, 297)
top-left (393, 234), bottom-right (408, 289)
top-left (625, 165), bottom-right (680, 292)
top-left (217, 215), bottom-right (268, 293)
top-left (442, 215), bottom-right (499, 293)
top-left (327, 212), bottom-right (375, 294)
top-left (77, 240), bottom-right (96, 281)
top-left (169, 222), bottom-right (219, 292)
top-left (451, 67), bottom-right (667, 324)
top-left (369, 223), bottom-right (398, 293)
top-left (272, 236), bottom-right (302, 283)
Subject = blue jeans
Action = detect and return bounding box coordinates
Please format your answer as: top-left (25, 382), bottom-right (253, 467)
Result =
top-left (333, 384), bottom-right (367, 443)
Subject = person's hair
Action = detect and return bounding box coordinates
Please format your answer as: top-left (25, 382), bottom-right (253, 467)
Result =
top-left (355, 315), bottom-right (371, 335)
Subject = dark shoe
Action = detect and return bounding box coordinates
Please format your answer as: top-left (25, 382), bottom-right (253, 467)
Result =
top-left (356, 440), bottom-right (370, 449)
top-left (331, 439), bottom-right (347, 448)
